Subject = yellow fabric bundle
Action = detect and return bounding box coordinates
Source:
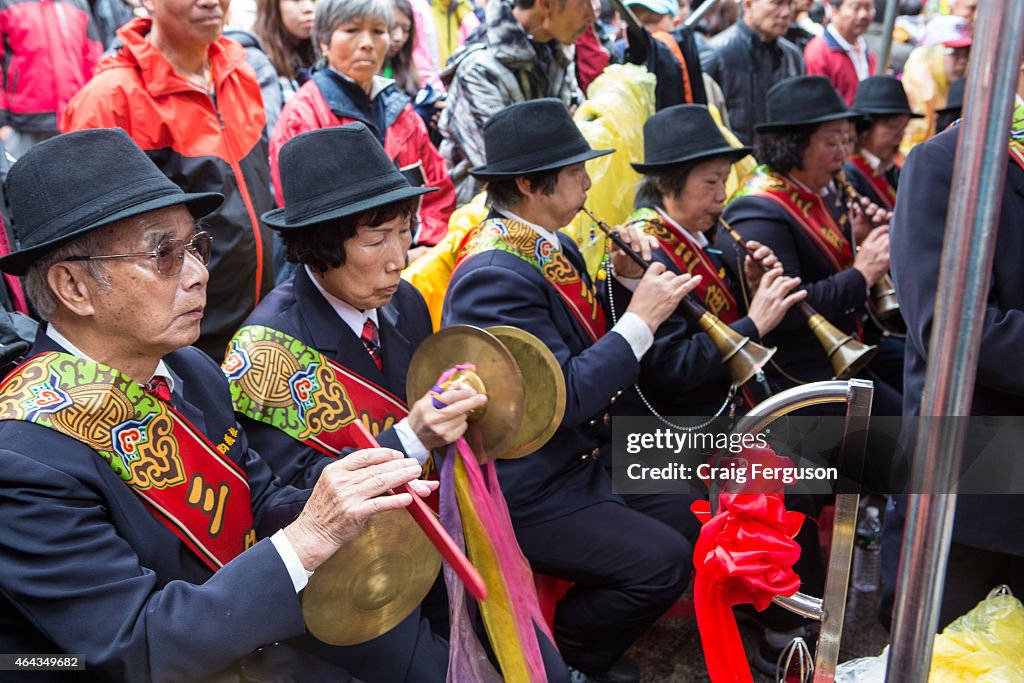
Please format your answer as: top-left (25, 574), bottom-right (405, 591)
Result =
top-left (563, 64), bottom-right (657, 277)
top-left (929, 592), bottom-right (1024, 682)
top-left (402, 193), bottom-right (487, 330)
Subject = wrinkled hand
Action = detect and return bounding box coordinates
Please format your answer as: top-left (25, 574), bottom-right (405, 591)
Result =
top-left (407, 385), bottom-right (487, 449)
top-left (625, 262), bottom-right (701, 332)
top-left (742, 240), bottom-right (782, 290)
top-left (284, 448), bottom-right (437, 571)
top-left (853, 226), bottom-right (890, 286)
top-left (746, 268), bottom-right (807, 337)
top-left (609, 223), bottom-right (659, 278)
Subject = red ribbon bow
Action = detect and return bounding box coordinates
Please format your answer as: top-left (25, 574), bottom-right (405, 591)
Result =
top-left (690, 446), bottom-right (807, 682)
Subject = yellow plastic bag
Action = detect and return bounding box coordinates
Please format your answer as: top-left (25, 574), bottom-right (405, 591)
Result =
top-left (563, 64), bottom-right (657, 279)
top-left (401, 193), bottom-right (488, 331)
top-left (929, 591), bottom-right (1024, 682)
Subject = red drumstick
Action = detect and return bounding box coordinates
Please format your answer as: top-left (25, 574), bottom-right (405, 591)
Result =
top-left (349, 419), bottom-right (489, 601)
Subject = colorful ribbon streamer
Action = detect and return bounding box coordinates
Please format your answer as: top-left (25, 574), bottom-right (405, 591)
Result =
top-left (434, 366), bottom-right (553, 683)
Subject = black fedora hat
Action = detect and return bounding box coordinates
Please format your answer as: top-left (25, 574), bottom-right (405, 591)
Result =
top-left (469, 99), bottom-right (613, 180)
top-left (631, 104), bottom-right (751, 173)
top-left (937, 78), bottom-right (966, 116)
top-left (263, 123), bottom-right (437, 230)
top-left (852, 76), bottom-right (923, 118)
top-left (755, 76), bottom-right (859, 133)
top-left (0, 128), bottom-right (223, 276)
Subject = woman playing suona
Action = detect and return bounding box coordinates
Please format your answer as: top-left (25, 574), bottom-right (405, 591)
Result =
top-left (617, 103), bottom-right (806, 418)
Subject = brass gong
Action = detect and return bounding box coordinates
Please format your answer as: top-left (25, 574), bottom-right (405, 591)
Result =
top-left (301, 508), bottom-right (441, 646)
top-left (406, 325), bottom-right (526, 461)
top-left (487, 326), bottom-right (566, 459)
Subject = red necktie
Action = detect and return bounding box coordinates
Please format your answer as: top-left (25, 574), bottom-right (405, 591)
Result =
top-left (360, 318), bottom-right (383, 370)
top-left (144, 376), bottom-right (173, 404)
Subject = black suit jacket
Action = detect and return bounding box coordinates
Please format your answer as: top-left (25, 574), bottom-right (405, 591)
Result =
top-left (443, 229), bottom-right (639, 526)
top-left (891, 125), bottom-right (1024, 554)
top-left (0, 332), bottom-right (348, 683)
top-left (719, 190), bottom-right (868, 387)
top-left (236, 270), bottom-right (450, 683)
top-left (240, 267), bottom-right (433, 489)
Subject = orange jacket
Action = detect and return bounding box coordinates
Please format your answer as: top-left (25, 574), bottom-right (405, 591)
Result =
top-left (61, 18), bottom-right (275, 359)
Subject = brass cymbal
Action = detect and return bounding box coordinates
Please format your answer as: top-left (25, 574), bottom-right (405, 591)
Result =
top-left (487, 326), bottom-right (566, 459)
top-left (407, 325), bottom-right (526, 462)
top-left (301, 509), bottom-right (440, 646)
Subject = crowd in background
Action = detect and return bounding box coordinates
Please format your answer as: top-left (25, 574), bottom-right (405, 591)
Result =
top-left (0, 0), bottom-right (975, 347)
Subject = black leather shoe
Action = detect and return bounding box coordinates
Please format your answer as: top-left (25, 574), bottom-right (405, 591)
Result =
top-left (567, 654), bottom-right (640, 683)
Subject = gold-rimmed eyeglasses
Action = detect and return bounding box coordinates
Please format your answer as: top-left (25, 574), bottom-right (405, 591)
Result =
top-left (65, 231), bottom-right (213, 277)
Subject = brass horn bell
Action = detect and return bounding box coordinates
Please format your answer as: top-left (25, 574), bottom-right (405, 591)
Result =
top-left (872, 273), bottom-right (900, 320)
top-left (805, 311), bottom-right (877, 380)
top-left (689, 303), bottom-right (776, 389)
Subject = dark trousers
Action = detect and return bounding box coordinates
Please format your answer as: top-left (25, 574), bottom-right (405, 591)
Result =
top-left (296, 606), bottom-right (448, 683)
top-left (879, 498), bottom-right (1024, 631)
top-left (514, 496), bottom-right (699, 674)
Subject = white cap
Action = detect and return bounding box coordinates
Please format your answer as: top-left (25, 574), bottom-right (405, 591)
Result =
top-left (626, 0), bottom-right (679, 17)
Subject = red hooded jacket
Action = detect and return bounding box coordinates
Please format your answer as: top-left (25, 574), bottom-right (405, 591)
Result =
top-left (271, 70), bottom-right (455, 246)
top-left (0, 0), bottom-right (103, 132)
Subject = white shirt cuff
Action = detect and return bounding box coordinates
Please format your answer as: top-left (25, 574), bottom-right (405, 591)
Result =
top-left (394, 417), bottom-right (431, 464)
top-left (611, 311), bottom-right (654, 361)
top-left (614, 273), bottom-right (641, 292)
top-left (271, 528), bottom-right (313, 593)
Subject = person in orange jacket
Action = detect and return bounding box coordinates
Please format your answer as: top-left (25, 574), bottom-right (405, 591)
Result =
top-left (61, 0), bottom-right (275, 361)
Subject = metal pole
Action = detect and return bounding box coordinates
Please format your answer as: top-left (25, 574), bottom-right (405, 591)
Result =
top-left (683, 0), bottom-right (725, 29)
top-left (876, 0), bottom-right (899, 75)
top-left (885, 2), bottom-right (1024, 681)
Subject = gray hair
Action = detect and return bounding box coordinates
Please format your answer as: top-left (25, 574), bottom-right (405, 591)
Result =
top-left (313, 0), bottom-right (395, 53)
top-left (23, 231), bottom-right (112, 321)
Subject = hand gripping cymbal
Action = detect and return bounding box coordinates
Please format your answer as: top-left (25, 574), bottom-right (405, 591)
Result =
top-left (407, 325), bottom-right (526, 462)
top-left (407, 325), bottom-right (567, 461)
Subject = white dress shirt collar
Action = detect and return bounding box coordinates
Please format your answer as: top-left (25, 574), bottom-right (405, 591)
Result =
top-left (827, 23), bottom-right (870, 81)
top-left (655, 206), bottom-right (710, 248)
top-left (785, 173), bottom-right (831, 198)
top-left (859, 147), bottom-right (887, 172)
top-left (304, 266), bottom-right (379, 338)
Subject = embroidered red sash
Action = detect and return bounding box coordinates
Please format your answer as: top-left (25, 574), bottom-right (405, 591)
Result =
top-left (456, 218), bottom-right (608, 343)
top-left (0, 352), bottom-right (256, 571)
top-left (224, 325), bottom-right (409, 458)
top-left (627, 208), bottom-right (740, 324)
top-left (846, 155), bottom-right (898, 210)
top-left (733, 166), bottom-right (854, 272)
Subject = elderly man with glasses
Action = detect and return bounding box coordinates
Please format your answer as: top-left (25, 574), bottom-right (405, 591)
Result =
top-left (0, 128), bottom-right (438, 682)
